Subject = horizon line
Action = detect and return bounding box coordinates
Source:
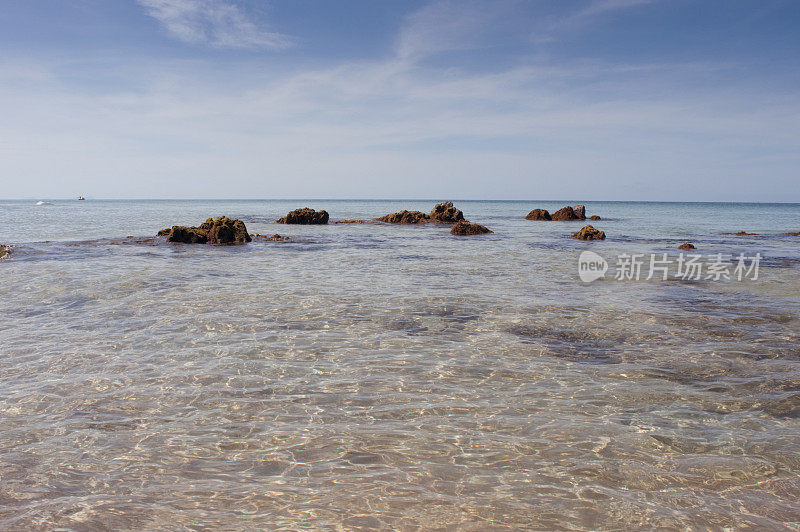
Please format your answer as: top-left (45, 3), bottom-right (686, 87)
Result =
top-left (4, 198), bottom-right (800, 205)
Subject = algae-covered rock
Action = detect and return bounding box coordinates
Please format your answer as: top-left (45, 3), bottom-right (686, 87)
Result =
top-left (376, 210), bottom-right (430, 224)
top-left (277, 208), bottom-right (329, 224)
top-left (450, 220), bottom-right (492, 236)
top-left (203, 216), bottom-right (251, 245)
top-left (430, 202), bottom-right (464, 224)
top-left (168, 226), bottom-right (208, 244)
top-left (164, 216), bottom-right (250, 245)
top-left (571, 225), bottom-right (606, 240)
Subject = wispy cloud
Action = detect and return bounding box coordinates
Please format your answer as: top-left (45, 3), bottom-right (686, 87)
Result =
top-left (395, 0), bottom-right (508, 61)
top-left (2, 49), bottom-right (797, 200)
top-left (138, 0), bottom-right (292, 49)
top-left (578, 0), bottom-right (653, 17)
top-left (0, 0), bottom-right (797, 201)
top-left (533, 0), bottom-right (654, 43)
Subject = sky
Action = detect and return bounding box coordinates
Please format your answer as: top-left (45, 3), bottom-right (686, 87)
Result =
top-left (0, 0), bottom-right (798, 201)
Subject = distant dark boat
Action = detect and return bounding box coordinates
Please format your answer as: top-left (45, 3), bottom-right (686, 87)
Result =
top-left (78, 196), bottom-right (85, 200)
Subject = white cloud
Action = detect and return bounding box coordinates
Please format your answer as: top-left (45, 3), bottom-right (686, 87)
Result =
top-left (578, 0), bottom-right (653, 17)
top-left (395, 0), bottom-right (507, 61)
top-left (1, 50), bottom-right (798, 201)
top-left (138, 0), bottom-right (292, 49)
top-left (0, 0), bottom-right (797, 201)
top-left (533, 0), bottom-right (655, 43)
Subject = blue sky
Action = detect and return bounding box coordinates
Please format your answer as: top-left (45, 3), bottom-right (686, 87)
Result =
top-left (1, 0), bottom-right (798, 200)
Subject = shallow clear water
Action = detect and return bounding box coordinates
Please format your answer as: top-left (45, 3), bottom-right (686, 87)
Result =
top-left (1, 200), bottom-right (799, 530)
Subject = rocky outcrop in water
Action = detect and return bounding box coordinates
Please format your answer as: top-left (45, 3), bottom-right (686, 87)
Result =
top-left (430, 201), bottom-right (464, 224)
top-left (721, 231), bottom-right (757, 236)
top-left (525, 209), bottom-right (551, 221)
top-left (277, 208), bottom-right (329, 225)
top-left (168, 226), bottom-right (209, 244)
top-left (376, 210), bottom-right (430, 224)
top-left (552, 206), bottom-right (582, 221)
top-left (0, 244), bottom-right (10, 259)
top-left (678, 242), bottom-right (696, 250)
top-left (571, 225), bottom-right (606, 240)
top-left (589, 215), bottom-right (601, 220)
top-left (526, 205), bottom-right (589, 221)
top-left (163, 216), bottom-right (251, 245)
top-left (451, 220), bottom-right (492, 236)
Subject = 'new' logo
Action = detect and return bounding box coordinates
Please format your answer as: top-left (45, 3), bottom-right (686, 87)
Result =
top-left (578, 251), bottom-right (608, 283)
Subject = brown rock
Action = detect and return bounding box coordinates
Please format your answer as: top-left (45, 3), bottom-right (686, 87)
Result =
top-left (277, 208), bottom-right (329, 225)
top-left (678, 242), bottom-right (696, 250)
top-left (721, 231), bottom-right (757, 236)
top-left (267, 234), bottom-right (290, 241)
top-left (0, 244), bottom-right (10, 259)
top-left (589, 215), bottom-right (601, 221)
top-left (168, 226), bottom-right (208, 244)
top-left (551, 206), bottom-right (581, 221)
top-left (376, 210), bottom-right (430, 224)
top-left (786, 231), bottom-right (800, 236)
top-left (572, 205), bottom-right (586, 220)
top-left (450, 220), bottom-right (492, 236)
top-left (430, 201), bottom-right (464, 223)
top-left (571, 225), bottom-right (606, 240)
top-left (525, 209), bottom-right (551, 221)
top-left (204, 216), bottom-right (251, 245)
top-left (165, 216), bottom-right (251, 245)
top-left (157, 228), bottom-right (171, 236)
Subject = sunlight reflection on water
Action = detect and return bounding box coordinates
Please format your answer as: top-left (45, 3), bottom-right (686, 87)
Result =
top-left (1, 200), bottom-right (799, 529)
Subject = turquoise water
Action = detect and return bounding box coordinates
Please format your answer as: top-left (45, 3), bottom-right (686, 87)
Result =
top-left (1, 200), bottom-right (799, 529)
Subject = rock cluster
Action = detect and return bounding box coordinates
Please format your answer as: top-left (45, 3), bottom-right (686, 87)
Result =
top-left (551, 206), bottom-right (584, 221)
top-left (277, 208), bottom-right (329, 224)
top-left (376, 210), bottom-right (430, 224)
top-left (525, 205), bottom-right (588, 221)
top-left (678, 242), bottom-right (696, 250)
top-left (429, 201), bottom-right (464, 223)
top-left (571, 225), bottom-right (606, 241)
top-left (162, 216), bottom-right (251, 245)
top-left (451, 220), bottom-right (492, 236)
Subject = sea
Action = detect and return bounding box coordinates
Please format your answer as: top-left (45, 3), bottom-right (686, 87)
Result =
top-left (1, 199), bottom-right (799, 530)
